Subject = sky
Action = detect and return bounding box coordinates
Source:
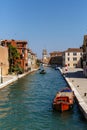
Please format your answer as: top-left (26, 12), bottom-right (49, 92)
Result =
top-left (0, 0), bottom-right (87, 58)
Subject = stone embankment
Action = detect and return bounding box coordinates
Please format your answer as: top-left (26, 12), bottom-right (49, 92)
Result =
top-left (59, 67), bottom-right (87, 120)
top-left (0, 69), bottom-right (37, 89)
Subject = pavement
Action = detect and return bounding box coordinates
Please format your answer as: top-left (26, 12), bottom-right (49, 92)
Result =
top-left (65, 68), bottom-right (87, 103)
top-left (59, 67), bottom-right (87, 120)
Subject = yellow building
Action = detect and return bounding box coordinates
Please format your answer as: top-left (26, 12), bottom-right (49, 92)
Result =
top-left (0, 45), bottom-right (9, 75)
top-left (62, 48), bottom-right (83, 68)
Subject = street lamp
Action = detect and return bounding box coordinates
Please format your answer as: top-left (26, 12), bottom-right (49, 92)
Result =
top-left (0, 62), bottom-right (3, 83)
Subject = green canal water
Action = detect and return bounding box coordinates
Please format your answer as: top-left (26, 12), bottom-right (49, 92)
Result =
top-left (0, 67), bottom-right (87, 130)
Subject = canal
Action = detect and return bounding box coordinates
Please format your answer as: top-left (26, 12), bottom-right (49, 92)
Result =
top-left (0, 67), bottom-right (87, 130)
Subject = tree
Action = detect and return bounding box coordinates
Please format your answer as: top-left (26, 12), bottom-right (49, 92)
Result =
top-left (8, 44), bottom-right (21, 73)
top-left (36, 59), bottom-right (41, 67)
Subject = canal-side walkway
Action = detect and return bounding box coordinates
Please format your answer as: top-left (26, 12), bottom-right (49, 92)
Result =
top-left (0, 69), bottom-right (38, 89)
top-left (59, 67), bottom-right (87, 120)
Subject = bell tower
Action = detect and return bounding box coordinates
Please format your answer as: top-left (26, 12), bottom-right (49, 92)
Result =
top-left (42, 49), bottom-right (48, 64)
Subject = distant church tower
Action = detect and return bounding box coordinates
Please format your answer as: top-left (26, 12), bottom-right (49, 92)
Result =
top-left (42, 49), bottom-right (48, 64)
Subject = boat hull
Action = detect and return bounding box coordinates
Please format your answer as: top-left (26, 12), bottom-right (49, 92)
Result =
top-left (53, 88), bottom-right (74, 112)
top-left (40, 70), bottom-right (46, 74)
top-left (53, 101), bottom-right (73, 112)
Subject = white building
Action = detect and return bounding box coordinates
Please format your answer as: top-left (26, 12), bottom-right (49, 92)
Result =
top-left (62, 48), bottom-right (83, 68)
top-left (27, 49), bottom-right (37, 70)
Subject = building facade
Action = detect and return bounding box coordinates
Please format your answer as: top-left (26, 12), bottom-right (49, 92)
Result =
top-left (82, 35), bottom-right (87, 76)
top-left (49, 51), bottom-right (62, 66)
top-left (1, 39), bottom-right (28, 72)
top-left (28, 49), bottom-right (37, 70)
top-left (62, 48), bottom-right (83, 68)
top-left (0, 45), bottom-right (9, 75)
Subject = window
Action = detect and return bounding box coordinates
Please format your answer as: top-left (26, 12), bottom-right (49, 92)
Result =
top-left (7, 42), bottom-right (11, 46)
top-left (17, 42), bottom-right (20, 47)
top-left (67, 58), bottom-right (70, 61)
top-left (1, 41), bottom-right (5, 46)
top-left (22, 48), bottom-right (25, 54)
top-left (20, 54), bottom-right (23, 59)
top-left (68, 53), bottom-right (70, 56)
top-left (73, 52), bottom-right (77, 55)
top-left (80, 53), bottom-right (82, 56)
top-left (25, 63), bottom-right (28, 66)
top-left (73, 64), bottom-right (77, 67)
top-left (73, 57), bottom-right (77, 61)
top-left (22, 44), bottom-right (24, 47)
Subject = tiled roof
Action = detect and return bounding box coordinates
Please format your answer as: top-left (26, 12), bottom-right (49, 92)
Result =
top-left (64, 48), bottom-right (83, 52)
top-left (2, 39), bottom-right (27, 44)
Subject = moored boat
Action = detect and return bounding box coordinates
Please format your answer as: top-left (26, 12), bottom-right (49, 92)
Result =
top-left (53, 87), bottom-right (74, 112)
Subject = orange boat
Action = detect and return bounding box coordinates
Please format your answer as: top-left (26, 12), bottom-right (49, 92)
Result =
top-left (53, 88), bottom-right (74, 112)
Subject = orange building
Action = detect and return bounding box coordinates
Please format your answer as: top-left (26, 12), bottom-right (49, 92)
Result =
top-left (1, 39), bottom-right (28, 72)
